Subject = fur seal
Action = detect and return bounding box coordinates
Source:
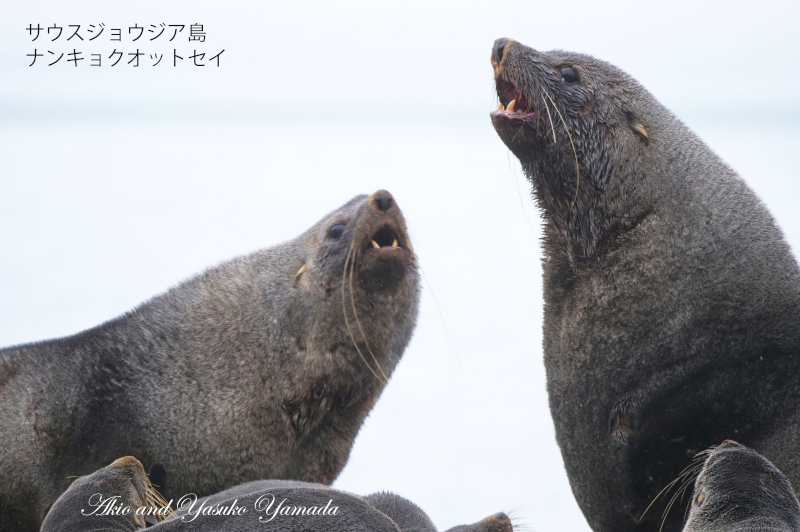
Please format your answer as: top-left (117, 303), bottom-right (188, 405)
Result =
top-left (40, 457), bottom-right (515, 532)
top-left (682, 441), bottom-right (800, 532)
top-left (0, 190), bottom-right (420, 531)
top-left (489, 38), bottom-right (800, 532)
top-left (39, 456), bottom-right (170, 532)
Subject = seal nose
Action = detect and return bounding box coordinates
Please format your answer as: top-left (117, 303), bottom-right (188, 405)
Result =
top-left (372, 190), bottom-right (394, 213)
top-left (492, 38), bottom-right (509, 65)
top-left (487, 511), bottom-right (513, 532)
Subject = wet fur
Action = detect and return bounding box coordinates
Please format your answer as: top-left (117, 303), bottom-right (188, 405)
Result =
top-left (490, 39), bottom-right (800, 532)
top-left (0, 192), bottom-right (420, 531)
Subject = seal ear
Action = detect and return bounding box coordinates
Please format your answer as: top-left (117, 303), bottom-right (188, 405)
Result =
top-left (622, 106), bottom-right (650, 146)
top-left (631, 122), bottom-right (649, 146)
top-left (293, 263), bottom-right (307, 288)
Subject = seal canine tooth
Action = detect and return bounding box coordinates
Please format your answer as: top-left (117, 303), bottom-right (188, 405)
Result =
top-left (392, 239), bottom-right (398, 248)
top-left (372, 240), bottom-right (381, 249)
top-left (0, 191), bottom-right (421, 532)
top-left (507, 99), bottom-right (516, 112)
top-left (489, 38), bottom-right (800, 532)
top-left (497, 103), bottom-right (504, 110)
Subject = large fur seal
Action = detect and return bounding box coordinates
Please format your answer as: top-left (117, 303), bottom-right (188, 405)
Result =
top-left (0, 190), bottom-right (420, 531)
top-left (489, 38), bottom-right (800, 532)
top-left (40, 457), bottom-right (515, 532)
top-left (682, 441), bottom-right (800, 532)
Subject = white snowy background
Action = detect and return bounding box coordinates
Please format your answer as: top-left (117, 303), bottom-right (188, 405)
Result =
top-left (1, 1), bottom-right (799, 531)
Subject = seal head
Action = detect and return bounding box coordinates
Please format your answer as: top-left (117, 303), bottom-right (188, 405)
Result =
top-left (40, 456), bottom-right (169, 532)
top-left (683, 441), bottom-right (800, 532)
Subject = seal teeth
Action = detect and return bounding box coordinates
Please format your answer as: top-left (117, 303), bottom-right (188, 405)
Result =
top-left (372, 240), bottom-right (380, 249)
top-left (497, 103), bottom-right (504, 111)
top-left (392, 239), bottom-right (398, 248)
top-left (507, 99), bottom-right (516, 113)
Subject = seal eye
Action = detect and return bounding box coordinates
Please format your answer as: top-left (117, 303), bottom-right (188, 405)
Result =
top-left (328, 223), bottom-right (346, 240)
top-left (560, 67), bottom-right (579, 84)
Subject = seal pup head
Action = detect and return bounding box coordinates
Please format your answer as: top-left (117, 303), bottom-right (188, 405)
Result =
top-left (443, 511), bottom-right (515, 532)
top-left (489, 38), bottom-right (657, 267)
top-left (364, 492), bottom-right (515, 532)
top-left (682, 441), bottom-right (800, 532)
top-left (40, 456), bottom-right (170, 532)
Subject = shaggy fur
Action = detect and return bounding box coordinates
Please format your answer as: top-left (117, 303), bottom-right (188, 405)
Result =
top-left (489, 38), bottom-right (800, 532)
top-left (0, 190), bottom-right (420, 531)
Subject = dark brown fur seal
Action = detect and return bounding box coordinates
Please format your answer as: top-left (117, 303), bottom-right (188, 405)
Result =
top-left (40, 458), bottom-right (514, 532)
top-left (682, 441), bottom-right (800, 532)
top-left (0, 190), bottom-right (420, 531)
top-left (489, 38), bottom-right (800, 532)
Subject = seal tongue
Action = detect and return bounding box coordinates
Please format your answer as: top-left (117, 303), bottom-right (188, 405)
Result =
top-left (496, 76), bottom-right (533, 114)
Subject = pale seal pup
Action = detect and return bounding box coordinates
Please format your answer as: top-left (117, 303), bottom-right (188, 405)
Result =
top-left (0, 190), bottom-right (420, 531)
top-left (489, 38), bottom-right (800, 532)
top-left (682, 441), bottom-right (800, 532)
top-left (39, 457), bottom-right (515, 532)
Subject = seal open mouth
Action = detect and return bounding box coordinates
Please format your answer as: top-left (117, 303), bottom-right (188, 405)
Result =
top-left (359, 222), bottom-right (407, 288)
top-left (493, 76), bottom-right (535, 118)
top-left (365, 224), bottom-right (402, 253)
top-left (352, 190), bottom-right (412, 293)
top-left (490, 38), bottom-right (536, 120)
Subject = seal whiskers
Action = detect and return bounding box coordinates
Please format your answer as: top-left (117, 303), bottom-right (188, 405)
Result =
top-left (541, 93), bottom-right (558, 143)
top-left (341, 243), bottom-right (385, 383)
top-left (542, 89), bottom-right (581, 209)
top-left (348, 243), bottom-right (389, 382)
top-left (639, 448), bottom-right (713, 532)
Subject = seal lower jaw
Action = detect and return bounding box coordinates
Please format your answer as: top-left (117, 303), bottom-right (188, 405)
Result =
top-left (360, 250), bottom-right (408, 293)
top-left (356, 222), bottom-right (411, 293)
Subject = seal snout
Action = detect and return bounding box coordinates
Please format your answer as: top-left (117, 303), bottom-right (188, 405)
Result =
top-left (364, 190), bottom-right (405, 252)
top-left (490, 39), bottom-right (535, 121)
top-left (372, 189), bottom-right (394, 213)
top-left (478, 510), bottom-right (514, 532)
top-left (491, 38), bottom-right (509, 67)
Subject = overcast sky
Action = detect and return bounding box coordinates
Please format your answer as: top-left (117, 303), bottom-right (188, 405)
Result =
top-left (1, 1), bottom-right (799, 531)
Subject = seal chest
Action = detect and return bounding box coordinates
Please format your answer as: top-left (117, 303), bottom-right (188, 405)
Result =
top-left (490, 38), bottom-right (800, 532)
top-left (0, 190), bottom-right (420, 532)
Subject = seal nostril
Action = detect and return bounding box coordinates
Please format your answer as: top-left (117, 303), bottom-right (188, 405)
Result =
top-left (493, 512), bottom-right (509, 520)
top-left (492, 38), bottom-right (509, 65)
top-left (372, 190), bottom-right (394, 212)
